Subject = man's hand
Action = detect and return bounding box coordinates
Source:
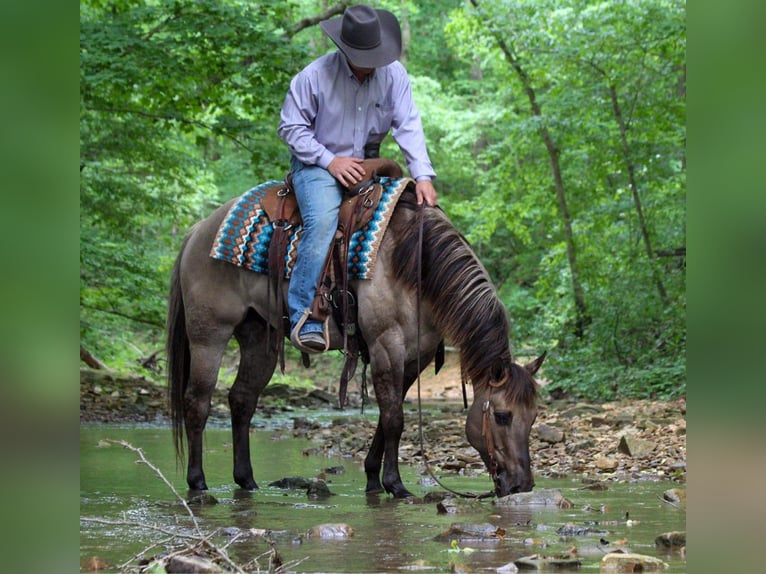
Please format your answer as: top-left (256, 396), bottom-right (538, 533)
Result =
top-left (415, 179), bottom-right (437, 206)
top-left (328, 156), bottom-right (366, 188)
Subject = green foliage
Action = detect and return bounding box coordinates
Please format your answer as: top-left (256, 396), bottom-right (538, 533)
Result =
top-left (79, 0), bottom-right (685, 401)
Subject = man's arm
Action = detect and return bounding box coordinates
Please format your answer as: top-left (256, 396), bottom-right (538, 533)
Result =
top-left (388, 64), bottom-right (437, 205)
top-left (278, 72), bottom-right (335, 170)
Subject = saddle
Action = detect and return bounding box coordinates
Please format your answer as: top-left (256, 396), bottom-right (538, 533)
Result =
top-left (261, 158), bottom-right (404, 406)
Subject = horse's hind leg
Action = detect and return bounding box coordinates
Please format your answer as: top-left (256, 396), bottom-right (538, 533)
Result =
top-left (185, 342), bottom-right (230, 491)
top-left (229, 312), bottom-right (277, 490)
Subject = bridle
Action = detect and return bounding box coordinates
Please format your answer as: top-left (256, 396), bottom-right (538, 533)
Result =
top-left (481, 375), bottom-right (512, 482)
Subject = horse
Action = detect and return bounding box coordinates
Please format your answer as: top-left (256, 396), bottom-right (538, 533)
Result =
top-left (167, 182), bottom-right (545, 498)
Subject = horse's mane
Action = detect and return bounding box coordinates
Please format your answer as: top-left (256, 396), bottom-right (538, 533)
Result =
top-left (391, 192), bottom-right (537, 408)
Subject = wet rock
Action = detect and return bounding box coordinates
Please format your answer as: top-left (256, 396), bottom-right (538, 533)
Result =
top-left (262, 382), bottom-right (298, 399)
top-left (324, 465), bottom-right (345, 474)
top-left (292, 417), bottom-right (318, 431)
top-left (497, 563), bottom-right (519, 573)
top-left (515, 554), bottom-right (582, 570)
top-left (269, 476), bottom-right (312, 490)
top-left (557, 523), bottom-right (609, 537)
top-left (655, 531), bottom-right (686, 549)
top-left (535, 423), bottom-right (565, 444)
top-left (579, 479), bottom-right (608, 491)
top-left (600, 552), bottom-right (668, 572)
top-left (436, 497), bottom-right (490, 514)
top-left (424, 491), bottom-right (449, 504)
top-left (165, 554), bottom-right (224, 573)
top-left (306, 479), bottom-right (334, 500)
top-left (618, 435), bottom-right (656, 458)
top-left (187, 493), bottom-right (219, 506)
top-left (495, 488), bottom-right (574, 508)
top-left (662, 488), bottom-right (686, 504)
top-left (435, 522), bottom-right (505, 541)
top-left (307, 523), bottom-right (354, 539)
top-left (308, 388), bottom-right (336, 404)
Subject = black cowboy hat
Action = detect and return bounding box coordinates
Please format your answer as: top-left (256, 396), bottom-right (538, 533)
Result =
top-left (320, 4), bottom-right (402, 68)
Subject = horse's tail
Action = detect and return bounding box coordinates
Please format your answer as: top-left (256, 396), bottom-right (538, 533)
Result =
top-left (166, 232), bottom-right (192, 464)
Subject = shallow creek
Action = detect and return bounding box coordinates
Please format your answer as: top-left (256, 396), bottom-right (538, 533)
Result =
top-left (81, 422), bottom-right (686, 573)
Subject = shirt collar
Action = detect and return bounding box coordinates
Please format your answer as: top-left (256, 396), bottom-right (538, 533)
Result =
top-left (338, 52), bottom-right (376, 83)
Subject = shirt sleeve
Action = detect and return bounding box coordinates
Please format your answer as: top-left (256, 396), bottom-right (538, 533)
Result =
top-left (277, 70), bottom-right (335, 169)
top-left (389, 65), bottom-right (436, 181)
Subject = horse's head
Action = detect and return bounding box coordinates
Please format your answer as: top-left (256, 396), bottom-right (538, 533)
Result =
top-left (465, 352), bottom-right (546, 497)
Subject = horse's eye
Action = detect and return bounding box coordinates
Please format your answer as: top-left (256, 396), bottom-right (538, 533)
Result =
top-left (494, 411), bottom-right (512, 426)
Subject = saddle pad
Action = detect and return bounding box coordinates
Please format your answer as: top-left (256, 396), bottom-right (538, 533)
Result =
top-left (210, 176), bottom-right (414, 279)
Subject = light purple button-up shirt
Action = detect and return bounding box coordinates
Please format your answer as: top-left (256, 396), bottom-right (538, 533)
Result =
top-left (278, 51), bottom-right (436, 181)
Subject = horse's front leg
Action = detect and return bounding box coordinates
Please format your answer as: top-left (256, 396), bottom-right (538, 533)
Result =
top-left (364, 423), bottom-right (385, 493)
top-left (364, 373), bottom-right (420, 494)
top-left (229, 316), bottom-right (277, 490)
top-left (379, 402), bottom-right (412, 498)
top-left (368, 352), bottom-right (413, 498)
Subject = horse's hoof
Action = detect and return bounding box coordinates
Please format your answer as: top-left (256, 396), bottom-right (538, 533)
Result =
top-left (384, 484), bottom-right (414, 499)
top-left (365, 485), bottom-right (385, 495)
top-left (236, 478), bottom-right (259, 491)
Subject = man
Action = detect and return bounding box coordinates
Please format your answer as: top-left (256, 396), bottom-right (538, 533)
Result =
top-left (278, 4), bottom-right (437, 353)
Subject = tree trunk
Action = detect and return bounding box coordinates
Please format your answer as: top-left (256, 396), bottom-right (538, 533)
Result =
top-left (608, 84), bottom-right (669, 306)
top-left (81, 345), bottom-right (110, 370)
top-left (470, 0), bottom-right (589, 336)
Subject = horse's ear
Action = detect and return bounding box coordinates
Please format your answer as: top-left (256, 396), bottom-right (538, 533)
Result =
top-left (490, 360), bottom-right (505, 384)
top-left (524, 351), bottom-right (547, 376)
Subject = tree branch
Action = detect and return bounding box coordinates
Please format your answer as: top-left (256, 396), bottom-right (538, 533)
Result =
top-left (80, 345), bottom-right (111, 370)
top-left (86, 105), bottom-right (255, 154)
top-left (81, 303), bottom-right (164, 329)
top-left (285, 2), bottom-right (349, 38)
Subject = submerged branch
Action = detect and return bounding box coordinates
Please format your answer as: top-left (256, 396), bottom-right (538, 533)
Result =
top-left (107, 439), bottom-right (202, 535)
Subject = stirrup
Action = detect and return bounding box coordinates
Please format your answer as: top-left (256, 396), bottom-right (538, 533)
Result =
top-left (289, 310), bottom-right (330, 354)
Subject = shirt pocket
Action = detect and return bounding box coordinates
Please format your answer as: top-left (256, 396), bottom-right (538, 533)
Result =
top-left (368, 102), bottom-right (395, 140)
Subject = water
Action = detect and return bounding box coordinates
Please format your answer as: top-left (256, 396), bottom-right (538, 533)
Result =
top-left (80, 424), bottom-right (686, 573)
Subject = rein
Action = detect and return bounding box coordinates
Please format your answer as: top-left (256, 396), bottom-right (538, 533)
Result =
top-left (414, 203), bottom-right (496, 500)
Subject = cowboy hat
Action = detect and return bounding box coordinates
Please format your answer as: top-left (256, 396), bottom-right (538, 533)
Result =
top-left (320, 5), bottom-right (402, 68)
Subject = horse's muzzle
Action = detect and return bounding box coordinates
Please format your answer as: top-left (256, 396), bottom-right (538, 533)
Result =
top-left (494, 471), bottom-right (534, 497)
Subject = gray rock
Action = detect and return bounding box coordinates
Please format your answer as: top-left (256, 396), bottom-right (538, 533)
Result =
top-left (307, 523), bottom-right (354, 539)
top-left (515, 555), bottom-right (582, 570)
top-left (655, 531), bottom-right (686, 549)
top-left (557, 522), bottom-right (609, 537)
top-left (269, 476), bottom-right (312, 489)
top-left (435, 522), bottom-right (505, 541)
top-left (559, 403), bottom-right (604, 418)
top-left (306, 479), bottom-right (334, 500)
top-left (662, 488), bottom-right (686, 504)
top-left (535, 423), bottom-right (565, 444)
top-left (186, 493), bottom-right (219, 506)
top-left (600, 552), bottom-right (668, 572)
top-left (618, 435), bottom-right (656, 458)
top-left (495, 488), bottom-right (573, 508)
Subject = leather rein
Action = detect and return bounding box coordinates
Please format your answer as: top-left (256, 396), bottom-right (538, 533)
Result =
top-left (413, 203), bottom-right (497, 500)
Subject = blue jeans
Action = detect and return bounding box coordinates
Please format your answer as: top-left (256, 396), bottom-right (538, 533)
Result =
top-left (288, 156), bottom-right (343, 335)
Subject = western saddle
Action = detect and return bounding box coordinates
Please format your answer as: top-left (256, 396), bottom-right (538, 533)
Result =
top-left (260, 158), bottom-right (405, 406)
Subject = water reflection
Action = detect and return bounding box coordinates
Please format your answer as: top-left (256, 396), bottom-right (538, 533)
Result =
top-left (81, 426), bottom-right (686, 573)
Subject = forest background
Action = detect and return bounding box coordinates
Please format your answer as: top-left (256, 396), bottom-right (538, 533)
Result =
top-left (80, 0), bottom-right (686, 400)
